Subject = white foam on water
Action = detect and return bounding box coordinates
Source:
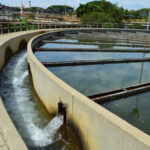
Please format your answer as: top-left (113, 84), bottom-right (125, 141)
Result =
top-left (15, 52), bottom-right (27, 68)
top-left (13, 71), bottom-right (28, 86)
top-left (44, 114), bottom-right (63, 136)
top-left (30, 115), bottom-right (63, 147)
top-left (0, 50), bottom-right (63, 148)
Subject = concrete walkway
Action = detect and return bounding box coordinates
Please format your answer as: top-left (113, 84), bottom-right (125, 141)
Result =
top-left (0, 132), bottom-right (8, 150)
top-left (0, 97), bottom-right (28, 150)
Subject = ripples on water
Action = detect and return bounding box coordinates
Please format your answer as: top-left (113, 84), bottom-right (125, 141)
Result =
top-left (0, 50), bottom-right (82, 150)
top-left (48, 63), bottom-right (150, 96)
top-left (103, 92), bottom-right (150, 135)
top-left (35, 51), bottom-right (148, 62)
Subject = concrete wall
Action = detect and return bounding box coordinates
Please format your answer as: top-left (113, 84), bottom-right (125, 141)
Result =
top-left (28, 29), bottom-right (150, 150)
top-left (0, 30), bottom-right (48, 71)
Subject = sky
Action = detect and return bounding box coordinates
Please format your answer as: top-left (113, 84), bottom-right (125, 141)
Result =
top-left (1, 0), bottom-right (150, 10)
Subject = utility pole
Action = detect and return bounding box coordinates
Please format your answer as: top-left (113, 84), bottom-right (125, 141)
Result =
top-left (28, 0), bottom-right (31, 8)
top-left (20, 0), bottom-right (24, 19)
top-left (65, 0), bottom-right (67, 15)
top-left (147, 11), bottom-right (150, 30)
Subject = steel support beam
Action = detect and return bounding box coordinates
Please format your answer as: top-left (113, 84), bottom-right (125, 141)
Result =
top-left (41, 40), bottom-right (150, 48)
top-left (53, 36), bottom-right (150, 44)
top-left (88, 82), bottom-right (150, 104)
top-left (41, 58), bottom-right (150, 67)
top-left (35, 47), bottom-right (150, 53)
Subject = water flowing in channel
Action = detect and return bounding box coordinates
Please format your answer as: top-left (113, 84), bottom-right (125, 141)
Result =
top-left (0, 50), bottom-right (82, 150)
top-left (0, 50), bottom-right (63, 148)
top-left (30, 115), bottom-right (63, 147)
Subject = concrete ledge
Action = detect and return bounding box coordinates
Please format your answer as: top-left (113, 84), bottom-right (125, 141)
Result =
top-left (28, 29), bottom-right (150, 150)
top-left (0, 97), bottom-right (28, 150)
top-left (0, 30), bottom-right (53, 71)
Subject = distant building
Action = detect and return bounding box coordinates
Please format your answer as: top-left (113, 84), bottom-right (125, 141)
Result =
top-left (0, 5), bottom-right (15, 21)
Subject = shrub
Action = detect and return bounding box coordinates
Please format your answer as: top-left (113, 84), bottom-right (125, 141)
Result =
top-left (10, 18), bottom-right (37, 32)
top-left (102, 22), bottom-right (114, 28)
top-left (130, 23), bottom-right (142, 29)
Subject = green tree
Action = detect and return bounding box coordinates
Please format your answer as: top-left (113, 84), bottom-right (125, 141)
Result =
top-left (47, 5), bottom-right (74, 15)
top-left (76, 0), bottom-right (125, 24)
top-left (124, 8), bottom-right (150, 20)
top-left (25, 7), bottom-right (45, 13)
top-left (14, 7), bottom-right (21, 12)
top-left (134, 8), bottom-right (150, 19)
top-left (81, 12), bottom-right (115, 24)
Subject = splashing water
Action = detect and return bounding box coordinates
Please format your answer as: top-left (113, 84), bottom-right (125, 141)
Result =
top-left (29, 115), bottom-right (63, 147)
top-left (0, 50), bottom-right (63, 148)
top-left (44, 114), bottom-right (63, 135)
top-left (0, 50), bottom-right (82, 150)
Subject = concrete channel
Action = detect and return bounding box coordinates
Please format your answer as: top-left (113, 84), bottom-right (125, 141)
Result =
top-left (1, 29), bottom-right (150, 150)
top-left (0, 30), bottom-right (84, 150)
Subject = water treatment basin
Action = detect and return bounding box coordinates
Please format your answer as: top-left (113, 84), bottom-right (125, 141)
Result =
top-left (34, 30), bottom-right (150, 136)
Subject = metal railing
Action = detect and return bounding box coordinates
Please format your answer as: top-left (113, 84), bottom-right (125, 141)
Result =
top-left (0, 21), bottom-right (149, 35)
